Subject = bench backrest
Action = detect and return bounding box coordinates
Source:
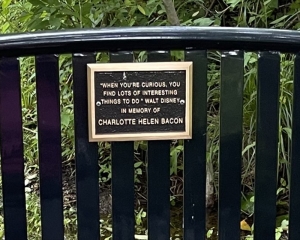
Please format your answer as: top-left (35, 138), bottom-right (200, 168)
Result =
top-left (0, 27), bottom-right (300, 240)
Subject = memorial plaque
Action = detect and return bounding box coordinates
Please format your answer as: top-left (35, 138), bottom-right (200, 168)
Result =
top-left (87, 62), bottom-right (192, 141)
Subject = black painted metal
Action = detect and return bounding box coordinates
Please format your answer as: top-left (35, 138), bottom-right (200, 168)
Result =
top-left (147, 51), bottom-right (170, 240)
top-left (110, 51), bottom-right (135, 240)
top-left (289, 54), bottom-right (300, 240)
top-left (0, 58), bottom-right (27, 240)
top-left (1, 27), bottom-right (300, 56)
top-left (36, 55), bottom-right (64, 240)
top-left (73, 53), bottom-right (100, 240)
top-left (254, 52), bottom-right (280, 240)
top-left (0, 27), bottom-right (298, 240)
top-left (218, 51), bottom-right (244, 240)
top-left (183, 50), bottom-right (207, 240)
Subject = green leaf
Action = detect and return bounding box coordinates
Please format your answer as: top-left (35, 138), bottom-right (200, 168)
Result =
top-left (264, 0), bottom-right (278, 8)
top-left (170, 145), bottom-right (183, 175)
top-left (137, 5), bottom-right (146, 15)
top-left (290, 2), bottom-right (300, 10)
top-left (147, 0), bottom-right (157, 5)
top-left (207, 228), bottom-right (214, 238)
top-left (192, 11), bottom-right (199, 17)
top-left (275, 232), bottom-right (281, 240)
top-left (282, 127), bottom-right (291, 139)
top-left (1, 22), bottom-right (9, 33)
top-left (2, 0), bottom-right (12, 9)
top-left (224, 0), bottom-right (241, 8)
top-left (214, 18), bottom-right (221, 26)
top-left (270, 15), bottom-right (288, 25)
top-left (81, 3), bottom-right (92, 15)
top-left (242, 141), bottom-right (256, 155)
top-left (134, 141), bottom-right (139, 151)
top-left (129, 18), bottom-right (136, 26)
top-left (276, 214), bottom-right (289, 227)
top-left (124, 0), bottom-right (132, 7)
top-left (193, 18), bottom-right (214, 26)
top-left (170, 151), bottom-right (177, 175)
top-left (134, 162), bottom-right (143, 168)
top-left (139, 142), bottom-right (147, 151)
top-left (49, 17), bottom-right (61, 28)
top-left (61, 112), bottom-right (70, 127)
top-left (280, 178), bottom-right (286, 187)
top-left (241, 193), bottom-right (254, 215)
top-left (171, 50), bottom-right (184, 60)
top-left (60, 8), bottom-right (76, 16)
top-left (248, 16), bottom-right (256, 24)
top-left (18, 13), bottom-right (34, 23)
top-left (28, 18), bottom-right (48, 30)
top-left (269, 0), bottom-right (278, 8)
top-left (244, 52), bottom-right (252, 67)
top-left (28, 0), bottom-right (45, 6)
top-left (281, 219), bottom-right (289, 230)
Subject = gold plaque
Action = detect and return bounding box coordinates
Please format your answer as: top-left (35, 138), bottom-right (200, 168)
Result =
top-left (87, 62), bottom-right (192, 141)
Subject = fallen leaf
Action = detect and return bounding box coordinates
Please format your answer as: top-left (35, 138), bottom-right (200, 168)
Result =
top-left (241, 219), bottom-right (252, 231)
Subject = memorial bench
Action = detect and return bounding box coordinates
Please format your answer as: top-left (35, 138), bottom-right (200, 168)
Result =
top-left (1, 27), bottom-right (300, 240)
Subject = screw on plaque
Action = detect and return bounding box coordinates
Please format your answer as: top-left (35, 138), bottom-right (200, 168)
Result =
top-left (180, 100), bottom-right (185, 105)
top-left (123, 72), bottom-right (127, 80)
top-left (96, 101), bottom-right (101, 106)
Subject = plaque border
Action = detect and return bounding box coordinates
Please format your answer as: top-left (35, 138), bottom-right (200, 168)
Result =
top-left (87, 62), bottom-right (193, 142)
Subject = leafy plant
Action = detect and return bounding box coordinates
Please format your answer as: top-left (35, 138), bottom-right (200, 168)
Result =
top-left (135, 208), bottom-right (146, 226)
top-left (170, 145), bottom-right (183, 175)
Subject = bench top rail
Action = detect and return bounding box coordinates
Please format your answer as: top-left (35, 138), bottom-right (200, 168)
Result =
top-left (0, 27), bottom-right (300, 56)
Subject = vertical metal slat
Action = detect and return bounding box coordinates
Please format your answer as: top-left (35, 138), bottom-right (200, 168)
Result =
top-left (0, 57), bottom-right (27, 240)
top-left (73, 53), bottom-right (100, 240)
top-left (36, 55), bottom-right (64, 240)
top-left (218, 51), bottom-right (244, 240)
top-left (254, 52), bottom-right (280, 240)
top-left (147, 51), bottom-right (171, 240)
top-left (110, 51), bottom-right (135, 240)
top-left (184, 50), bottom-right (207, 240)
top-left (289, 54), bottom-right (300, 240)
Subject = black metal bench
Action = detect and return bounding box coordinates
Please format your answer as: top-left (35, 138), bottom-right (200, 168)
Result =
top-left (0, 27), bottom-right (300, 240)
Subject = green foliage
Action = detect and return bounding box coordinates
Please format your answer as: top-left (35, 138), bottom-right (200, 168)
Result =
top-left (99, 142), bottom-right (112, 183)
top-left (26, 192), bottom-right (41, 238)
top-left (244, 218), bottom-right (288, 240)
top-left (241, 193), bottom-right (254, 216)
top-left (135, 208), bottom-right (147, 226)
top-left (170, 144), bottom-right (183, 175)
top-left (2, 0), bottom-right (300, 32)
